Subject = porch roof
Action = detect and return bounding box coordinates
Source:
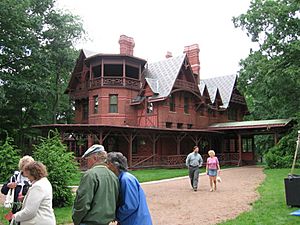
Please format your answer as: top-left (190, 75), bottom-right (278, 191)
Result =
top-left (208, 118), bottom-right (293, 131)
top-left (33, 124), bottom-right (220, 134)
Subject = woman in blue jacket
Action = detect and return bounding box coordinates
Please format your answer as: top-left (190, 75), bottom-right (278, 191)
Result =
top-left (107, 152), bottom-right (152, 225)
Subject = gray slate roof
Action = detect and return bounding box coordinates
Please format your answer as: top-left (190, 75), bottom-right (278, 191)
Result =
top-left (82, 49), bottom-right (97, 58)
top-left (200, 74), bottom-right (237, 108)
top-left (143, 54), bottom-right (186, 100)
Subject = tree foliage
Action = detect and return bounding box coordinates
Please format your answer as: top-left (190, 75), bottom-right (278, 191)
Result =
top-left (0, 0), bottom-right (85, 151)
top-left (33, 130), bottom-right (78, 207)
top-left (233, 0), bottom-right (300, 167)
top-left (0, 134), bottom-right (20, 182)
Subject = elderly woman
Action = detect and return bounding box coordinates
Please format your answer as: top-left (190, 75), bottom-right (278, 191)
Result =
top-left (1, 155), bottom-right (34, 214)
top-left (107, 152), bottom-right (152, 225)
top-left (12, 161), bottom-right (56, 225)
top-left (206, 150), bottom-right (221, 192)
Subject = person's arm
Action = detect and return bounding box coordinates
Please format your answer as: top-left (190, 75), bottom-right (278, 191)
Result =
top-left (206, 158), bottom-right (209, 174)
top-left (72, 173), bottom-right (95, 225)
top-left (199, 155), bottom-right (203, 167)
top-left (14, 185), bottom-right (44, 222)
top-left (1, 175), bottom-right (17, 195)
top-left (117, 176), bottom-right (140, 223)
top-left (185, 154), bottom-right (190, 167)
top-left (216, 157), bottom-right (221, 174)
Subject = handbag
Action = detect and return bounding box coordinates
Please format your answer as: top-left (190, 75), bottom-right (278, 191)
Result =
top-left (4, 177), bottom-right (15, 208)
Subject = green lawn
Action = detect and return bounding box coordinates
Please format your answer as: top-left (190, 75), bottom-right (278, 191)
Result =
top-left (218, 168), bottom-right (300, 225)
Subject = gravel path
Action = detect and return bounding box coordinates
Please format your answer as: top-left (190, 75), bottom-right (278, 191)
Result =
top-left (0, 166), bottom-right (265, 225)
top-left (143, 166), bottom-right (265, 225)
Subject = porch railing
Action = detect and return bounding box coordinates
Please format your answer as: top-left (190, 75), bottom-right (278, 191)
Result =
top-left (76, 153), bottom-right (240, 170)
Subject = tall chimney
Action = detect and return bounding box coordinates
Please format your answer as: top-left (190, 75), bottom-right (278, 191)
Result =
top-left (183, 44), bottom-right (200, 82)
top-left (119, 35), bottom-right (135, 56)
top-left (165, 51), bottom-right (173, 58)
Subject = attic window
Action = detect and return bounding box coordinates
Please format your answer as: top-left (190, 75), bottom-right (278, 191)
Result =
top-left (147, 102), bottom-right (153, 114)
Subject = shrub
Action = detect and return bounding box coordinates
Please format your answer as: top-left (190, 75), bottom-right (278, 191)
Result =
top-left (265, 123), bottom-right (300, 169)
top-left (33, 130), bottom-right (78, 207)
top-left (0, 135), bottom-right (20, 182)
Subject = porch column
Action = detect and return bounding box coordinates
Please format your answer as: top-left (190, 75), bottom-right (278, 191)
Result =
top-left (238, 134), bottom-right (242, 166)
top-left (274, 132), bottom-right (278, 145)
top-left (128, 134), bottom-right (133, 167)
top-left (88, 134), bottom-right (93, 148)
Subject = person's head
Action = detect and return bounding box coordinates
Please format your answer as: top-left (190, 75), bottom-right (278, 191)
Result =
top-left (208, 150), bottom-right (215, 157)
top-left (18, 155), bottom-right (34, 172)
top-left (106, 152), bottom-right (128, 176)
top-left (193, 146), bottom-right (199, 153)
top-left (82, 144), bottom-right (107, 168)
top-left (23, 161), bottom-right (48, 182)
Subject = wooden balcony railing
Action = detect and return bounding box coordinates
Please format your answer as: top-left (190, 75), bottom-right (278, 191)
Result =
top-left (90, 77), bottom-right (141, 90)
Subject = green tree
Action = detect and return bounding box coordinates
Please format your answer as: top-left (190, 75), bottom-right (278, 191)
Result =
top-left (0, 134), bottom-right (20, 182)
top-left (33, 130), bottom-right (78, 207)
top-left (0, 0), bottom-right (84, 151)
top-left (233, 0), bottom-right (300, 167)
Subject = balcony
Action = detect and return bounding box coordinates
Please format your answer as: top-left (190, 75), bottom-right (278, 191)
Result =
top-left (90, 77), bottom-right (141, 90)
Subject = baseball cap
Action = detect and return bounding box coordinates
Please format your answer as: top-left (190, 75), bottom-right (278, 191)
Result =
top-left (82, 144), bottom-right (105, 158)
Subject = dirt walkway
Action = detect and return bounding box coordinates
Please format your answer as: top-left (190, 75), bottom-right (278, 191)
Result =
top-left (143, 166), bottom-right (265, 225)
top-left (0, 166), bottom-right (265, 225)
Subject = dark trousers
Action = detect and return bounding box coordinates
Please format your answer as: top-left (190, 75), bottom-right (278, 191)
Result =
top-left (189, 166), bottom-right (199, 189)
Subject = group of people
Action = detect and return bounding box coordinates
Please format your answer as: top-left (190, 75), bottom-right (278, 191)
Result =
top-left (72, 144), bottom-right (153, 225)
top-left (186, 146), bottom-right (221, 192)
top-left (1, 156), bottom-right (56, 225)
top-left (1, 145), bottom-right (152, 225)
top-left (1, 144), bottom-right (217, 225)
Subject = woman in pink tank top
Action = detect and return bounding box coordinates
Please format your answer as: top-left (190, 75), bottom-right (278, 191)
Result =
top-left (206, 150), bottom-right (221, 192)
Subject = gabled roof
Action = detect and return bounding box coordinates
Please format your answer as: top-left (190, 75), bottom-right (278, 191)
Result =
top-left (200, 74), bottom-right (237, 108)
top-left (143, 54), bottom-right (186, 100)
top-left (82, 49), bottom-right (97, 58)
top-left (209, 118), bottom-right (293, 131)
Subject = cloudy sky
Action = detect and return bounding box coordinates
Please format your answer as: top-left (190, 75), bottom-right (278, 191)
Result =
top-left (56, 0), bottom-right (257, 78)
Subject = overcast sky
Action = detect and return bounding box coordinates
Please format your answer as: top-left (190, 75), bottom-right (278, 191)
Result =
top-left (56, 0), bottom-right (257, 78)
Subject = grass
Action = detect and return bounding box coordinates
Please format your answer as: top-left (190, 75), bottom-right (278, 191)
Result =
top-left (218, 168), bottom-right (300, 225)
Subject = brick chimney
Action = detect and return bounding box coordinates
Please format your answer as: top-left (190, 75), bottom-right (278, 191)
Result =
top-left (119, 35), bottom-right (135, 56)
top-left (183, 44), bottom-right (200, 82)
top-left (165, 51), bottom-right (173, 58)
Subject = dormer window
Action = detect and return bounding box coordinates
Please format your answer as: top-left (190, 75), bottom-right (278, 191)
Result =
top-left (147, 102), bottom-right (153, 114)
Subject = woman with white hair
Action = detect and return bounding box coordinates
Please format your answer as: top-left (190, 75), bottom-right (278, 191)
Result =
top-left (107, 152), bottom-right (153, 225)
top-left (206, 150), bottom-right (221, 192)
top-left (1, 155), bottom-right (34, 214)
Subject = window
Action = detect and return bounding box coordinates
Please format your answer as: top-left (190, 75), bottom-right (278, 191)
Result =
top-left (82, 99), bottom-right (88, 120)
top-left (147, 102), bottom-right (153, 114)
top-left (166, 122), bottom-right (172, 128)
top-left (184, 96), bottom-right (189, 114)
top-left (93, 95), bottom-right (98, 113)
top-left (169, 94), bottom-right (175, 112)
top-left (187, 124), bottom-right (193, 129)
top-left (242, 138), bottom-right (253, 152)
top-left (109, 94), bottom-right (118, 113)
top-left (177, 123), bottom-right (183, 129)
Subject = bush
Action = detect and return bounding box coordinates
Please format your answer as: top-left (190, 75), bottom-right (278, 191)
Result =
top-left (0, 135), bottom-right (20, 182)
top-left (33, 130), bottom-right (79, 207)
top-left (265, 123), bottom-right (300, 168)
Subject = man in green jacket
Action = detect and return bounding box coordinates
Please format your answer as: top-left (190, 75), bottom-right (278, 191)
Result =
top-left (72, 144), bottom-right (120, 225)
